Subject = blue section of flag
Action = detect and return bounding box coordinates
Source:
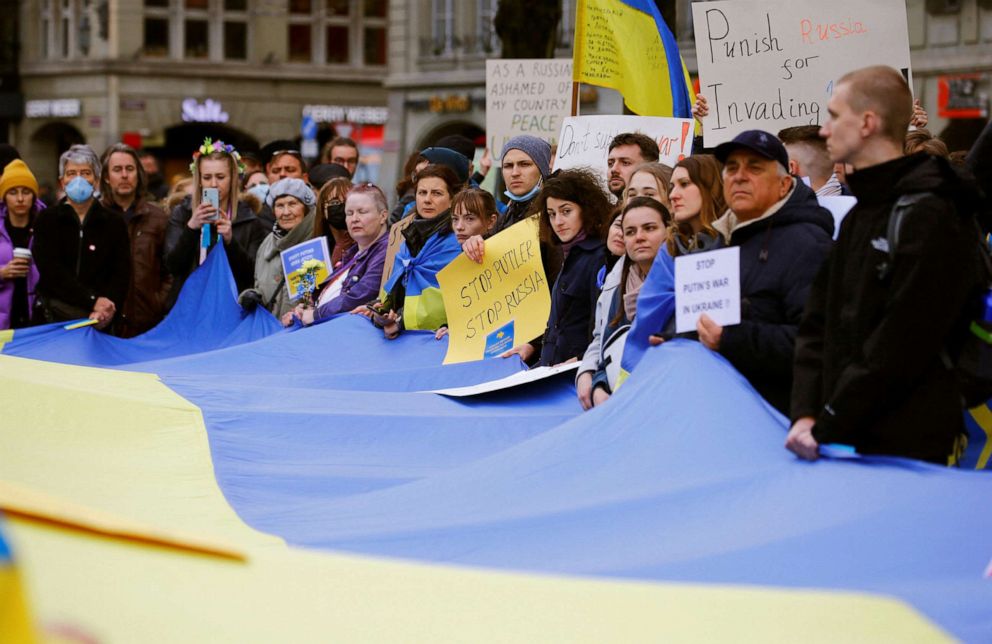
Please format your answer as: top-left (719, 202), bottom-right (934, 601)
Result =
top-left (619, 0), bottom-right (693, 118)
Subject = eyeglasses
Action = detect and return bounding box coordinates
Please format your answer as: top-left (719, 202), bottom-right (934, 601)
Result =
top-left (269, 150), bottom-right (304, 163)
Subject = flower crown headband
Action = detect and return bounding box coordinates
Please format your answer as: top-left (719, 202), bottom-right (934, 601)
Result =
top-left (190, 138), bottom-right (246, 175)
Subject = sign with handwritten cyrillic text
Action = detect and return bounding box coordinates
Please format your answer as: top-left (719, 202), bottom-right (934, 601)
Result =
top-left (692, 0), bottom-right (912, 146)
top-left (487, 59), bottom-right (573, 156)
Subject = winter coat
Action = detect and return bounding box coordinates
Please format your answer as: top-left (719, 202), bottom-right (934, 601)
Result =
top-left (539, 237), bottom-right (605, 366)
top-left (0, 202), bottom-right (42, 329)
top-left (712, 179), bottom-right (834, 414)
top-left (578, 257), bottom-right (624, 379)
top-left (33, 199), bottom-right (131, 317)
top-left (792, 153), bottom-right (983, 463)
top-left (315, 231), bottom-right (388, 320)
top-left (103, 198), bottom-right (173, 337)
top-left (164, 196), bottom-right (267, 307)
top-left (254, 211), bottom-right (317, 318)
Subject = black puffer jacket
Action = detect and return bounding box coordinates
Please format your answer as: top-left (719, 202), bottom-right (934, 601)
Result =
top-left (715, 180), bottom-right (834, 413)
top-left (164, 196), bottom-right (267, 307)
top-left (793, 153), bottom-right (983, 463)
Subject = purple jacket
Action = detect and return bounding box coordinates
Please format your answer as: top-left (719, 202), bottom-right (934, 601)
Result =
top-left (314, 231), bottom-right (388, 320)
top-left (0, 202), bottom-right (43, 330)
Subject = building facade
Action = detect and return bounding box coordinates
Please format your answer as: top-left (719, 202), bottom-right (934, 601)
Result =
top-left (15, 0), bottom-right (391, 186)
top-left (8, 1), bottom-right (992, 192)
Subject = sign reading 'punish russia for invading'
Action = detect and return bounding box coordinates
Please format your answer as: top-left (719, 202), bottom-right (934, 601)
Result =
top-left (486, 59), bottom-right (573, 157)
top-left (438, 217), bottom-right (550, 365)
top-left (691, 0), bottom-right (912, 146)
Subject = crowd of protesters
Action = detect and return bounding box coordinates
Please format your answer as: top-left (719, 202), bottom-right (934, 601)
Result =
top-left (2, 64), bottom-right (990, 466)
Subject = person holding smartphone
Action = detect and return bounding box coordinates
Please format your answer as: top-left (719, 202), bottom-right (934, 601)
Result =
top-left (164, 139), bottom-right (267, 306)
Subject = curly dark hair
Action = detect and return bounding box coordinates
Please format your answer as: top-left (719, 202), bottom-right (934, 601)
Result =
top-left (533, 168), bottom-right (613, 245)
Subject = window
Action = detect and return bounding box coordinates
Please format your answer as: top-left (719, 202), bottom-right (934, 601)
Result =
top-left (143, 0), bottom-right (250, 61)
top-left (41, 0), bottom-right (54, 58)
top-left (184, 20), bottom-right (208, 58)
top-left (144, 18), bottom-right (170, 56)
top-left (288, 23), bottom-right (312, 62)
top-left (557, 0), bottom-right (574, 49)
top-left (289, 0), bottom-right (386, 66)
top-left (477, 0), bottom-right (498, 54)
top-left (431, 0), bottom-right (453, 55)
top-left (224, 21), bottom-right (247, 59)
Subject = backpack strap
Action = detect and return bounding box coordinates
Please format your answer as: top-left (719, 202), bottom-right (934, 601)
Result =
top-left (879, 192), bottom-right (933, 280)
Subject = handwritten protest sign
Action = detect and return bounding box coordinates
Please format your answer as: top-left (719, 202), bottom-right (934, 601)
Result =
top-left (692, 0), bottom-right (912, 146)
top-left (554, 115), bottom-right (694, 180)
top-left (438, 216), bottom-right (550, 365)
top-left (280, 237), bottom-right (331, 302)
top-left (674, 247), bottom-right (741, 333)
top-left (487, 59), bottom-right (573, 155)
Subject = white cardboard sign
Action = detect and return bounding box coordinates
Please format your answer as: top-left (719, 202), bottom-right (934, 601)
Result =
top-left (691, 0), bottom-right (912, 146)
top-left (553, 115), bottom-right (694, 178)
top-left (486, 59), bottom-right (573, 156)
top-left (674, 247), bottom-right (741, 333)
top-left (817, 195), bottom-right (857, 240)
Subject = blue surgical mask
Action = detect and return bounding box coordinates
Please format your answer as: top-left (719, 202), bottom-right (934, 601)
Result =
top-left (248, 183), bottom-right (269, 203)
top-left (65, 176), bottom-right (94, 203)
top-left (504, 181), bottom-right (542, 203)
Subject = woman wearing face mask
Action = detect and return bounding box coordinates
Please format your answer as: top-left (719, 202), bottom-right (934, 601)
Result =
top-left (503, 168), bottom-right (611, 366)
top-left (577, 197), bottom-right (671, 408)
top-left (250, 178), bottom-right (316, 317)
top-left (312, 177), bottom-right (354, 268)
top-left (666, 155), bottom-right (726, 256)
top-left (624, 162), bottom-right (674, 210)
top-left (285, 183), bottom-right (390, 326)
top-left (0, 159), bottom-right (44, 329)
top-left (362, 164), bottom-right (463, 339)
top-left (164, 139), bottom-right (267, 305)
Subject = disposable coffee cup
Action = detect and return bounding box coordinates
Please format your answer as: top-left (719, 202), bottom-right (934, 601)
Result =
top-left (12, 248), bottom-right (31, 262)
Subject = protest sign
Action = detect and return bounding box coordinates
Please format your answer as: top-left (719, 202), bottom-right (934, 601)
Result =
top-left (487, 59), bottom-right (573, 155)
top-left (691, 0), bottom-right (912, 146)
top-left (438, 216), bottom-right (550, 365)
top-left (554, 115), bottom-right (693, 179)
top-left (280, 237), bottom-right (331, 302)
top-left (379, 214), bottom-right (414, 294)
top-left (817, 195), bottom-right (857, 240)
top-left (674, 247), bottom-right (741, 333)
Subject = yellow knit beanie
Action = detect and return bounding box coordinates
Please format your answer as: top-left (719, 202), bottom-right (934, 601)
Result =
top-left (0, 159), bottom-right (39, 199)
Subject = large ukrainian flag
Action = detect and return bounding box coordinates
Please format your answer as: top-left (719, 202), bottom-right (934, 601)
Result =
top-left (574, 0), bottom-right (695, 117)
top-left (1, 245), bottom-right (990, 641)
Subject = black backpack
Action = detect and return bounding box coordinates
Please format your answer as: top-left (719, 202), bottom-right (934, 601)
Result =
top-left (885, 192), bottom-right (992, 408)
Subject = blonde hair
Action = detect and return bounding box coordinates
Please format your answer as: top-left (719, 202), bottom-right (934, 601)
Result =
top-left (192, 150), bottom-right (242, 217)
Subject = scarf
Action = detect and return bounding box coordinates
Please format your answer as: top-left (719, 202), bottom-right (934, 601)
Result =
top-left (560, 229), bottom-right (588, 259)
top-left (402, 209), bottom-right (453, 257)
top-left (623, 263), bottom-right (647, 322)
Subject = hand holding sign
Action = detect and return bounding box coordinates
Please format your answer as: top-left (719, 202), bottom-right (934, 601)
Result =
top-left (674, 247), bottom-right (741, 334)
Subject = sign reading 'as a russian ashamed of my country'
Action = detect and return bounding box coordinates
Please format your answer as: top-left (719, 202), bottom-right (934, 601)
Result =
top-left (486, 59), bottom-right (573, 156)
top-left (691, 0), bottom-right (912, 146)
top-left (438, 216), bottom-right (550, 365)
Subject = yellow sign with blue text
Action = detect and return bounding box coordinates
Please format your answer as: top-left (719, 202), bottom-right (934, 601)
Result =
top-left (438, 216), bottom-right (550, 364)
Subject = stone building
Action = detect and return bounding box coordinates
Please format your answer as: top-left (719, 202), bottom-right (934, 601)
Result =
top-left (14, 0), bottom-right (391, 185)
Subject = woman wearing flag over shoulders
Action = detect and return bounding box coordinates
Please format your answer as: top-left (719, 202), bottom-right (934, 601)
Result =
top-left (358, 164), bottom-right (463, 339)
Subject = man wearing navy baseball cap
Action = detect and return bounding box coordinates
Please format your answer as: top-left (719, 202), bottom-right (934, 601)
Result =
top-left (693, 129), bottom-right (833, 414)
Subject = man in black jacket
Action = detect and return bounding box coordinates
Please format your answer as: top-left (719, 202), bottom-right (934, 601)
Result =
top-left (787, 66), bottom-right (981, 464)
top-left (33, 144), bottom-right (130, 330)
top-left (705, 130), bottom-right (834, 414)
